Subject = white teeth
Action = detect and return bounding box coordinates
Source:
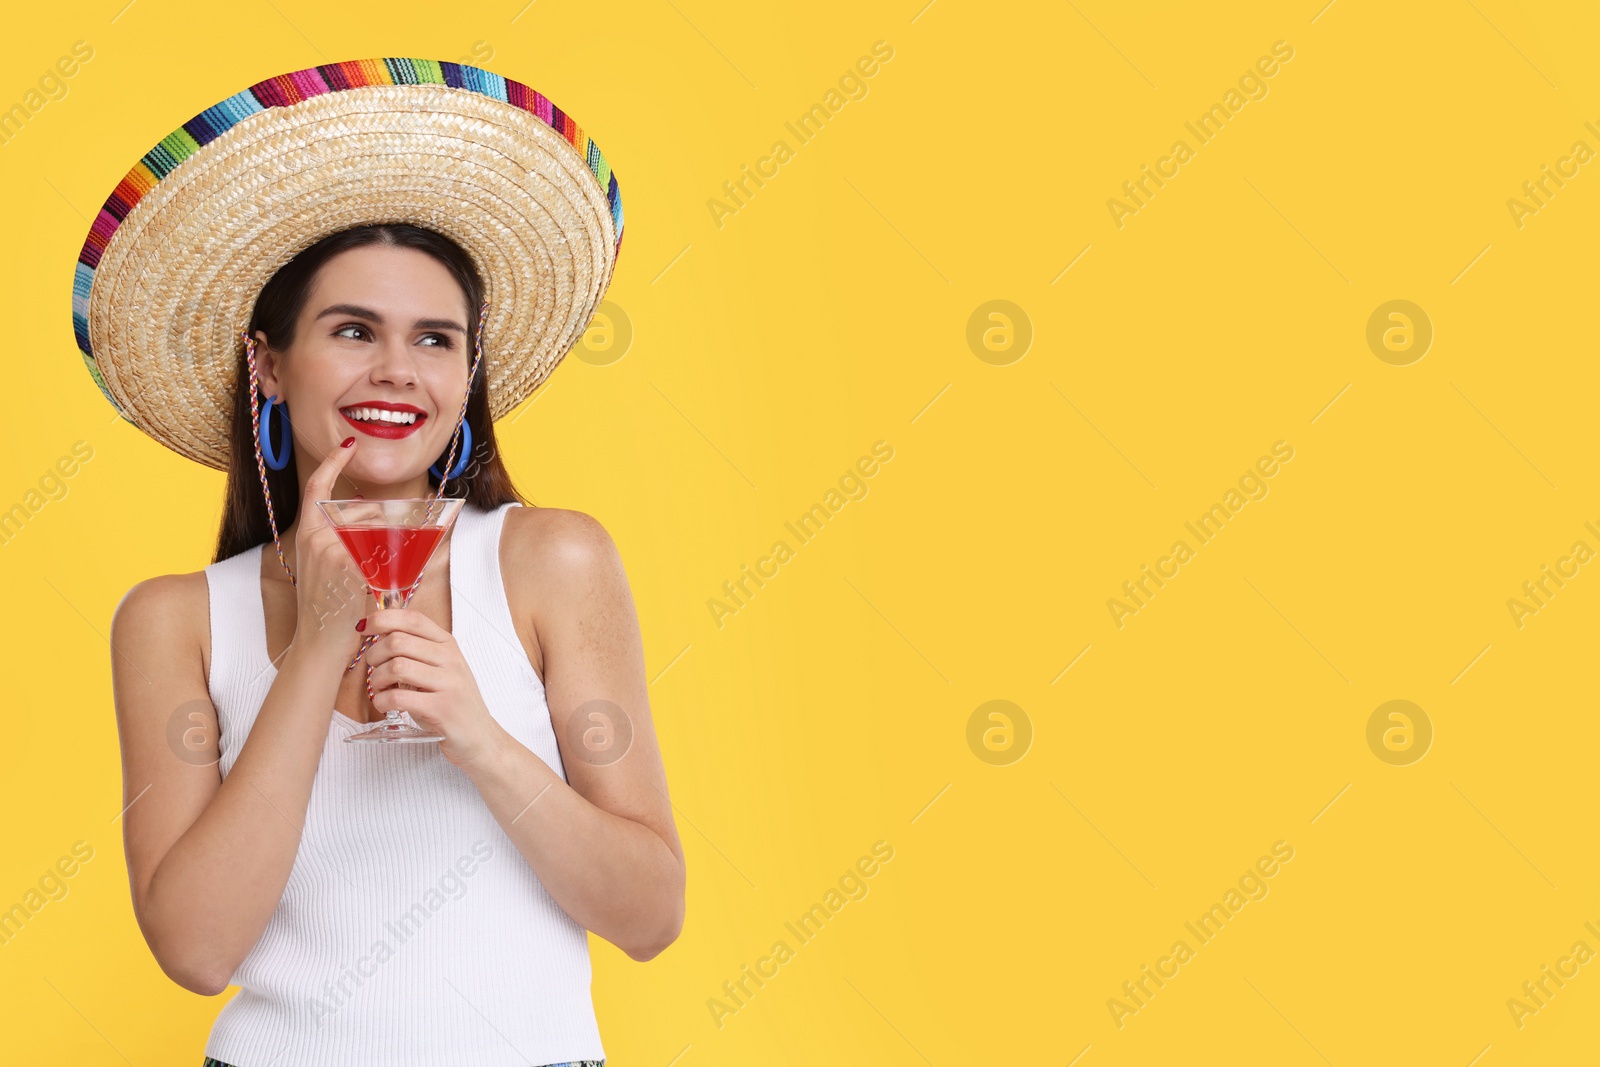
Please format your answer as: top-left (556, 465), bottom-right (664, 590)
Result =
top-left (343, 407), bottom-right (418, 425)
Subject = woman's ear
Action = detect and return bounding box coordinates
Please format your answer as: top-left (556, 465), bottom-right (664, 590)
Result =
top-left (253, 330), bottom-right (284, 399)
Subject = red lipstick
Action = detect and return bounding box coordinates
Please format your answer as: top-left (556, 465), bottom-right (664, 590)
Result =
top-left (339, 400), bottom-right (428, 440)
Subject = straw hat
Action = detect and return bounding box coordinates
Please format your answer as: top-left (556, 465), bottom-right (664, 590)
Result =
top-left (70, 58), bottom-right (624, 471)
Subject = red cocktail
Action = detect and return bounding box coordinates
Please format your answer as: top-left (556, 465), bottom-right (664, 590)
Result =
top-left (316, 497), bottom-right (465, 743)
top-left (333, 524), bottom-right (447, 594)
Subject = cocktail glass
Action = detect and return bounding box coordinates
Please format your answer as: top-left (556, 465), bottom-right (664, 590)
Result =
top-left (316, 497), bottom-right (466, 743)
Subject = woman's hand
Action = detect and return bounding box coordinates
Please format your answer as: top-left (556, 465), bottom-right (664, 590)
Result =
top-left (290, 436), bottom-right (372, 664)
top-left (362, 608), bottom-right (507, 768)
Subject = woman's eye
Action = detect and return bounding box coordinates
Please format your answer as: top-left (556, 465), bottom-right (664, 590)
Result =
top-left (333, 325), bottom-right (452, 349)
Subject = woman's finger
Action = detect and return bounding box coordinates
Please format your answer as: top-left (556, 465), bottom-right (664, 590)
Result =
top-left (363, 630), bottom-right (449, 668)
top-left (372, 686), bottom-right (440, 719)
top-left (363, 606), bottom-right (451, 643)
top-left (369, 657), bottom-right (442, 693)
top-left (302, 435), bottom-right (358, 523)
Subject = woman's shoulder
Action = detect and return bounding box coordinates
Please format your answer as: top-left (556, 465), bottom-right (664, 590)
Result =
top-left (502, 503), bottom-right (622, 571)
top-left (115, 568), bottom-right (210, 624)
top-left (500, 504), bottom-right (629, 625)
top-left (111, 568), bottom-right (212, 677)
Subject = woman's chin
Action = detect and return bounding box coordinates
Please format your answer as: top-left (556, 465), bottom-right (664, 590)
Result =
top-left (342, 456), bottom-right (430, 491)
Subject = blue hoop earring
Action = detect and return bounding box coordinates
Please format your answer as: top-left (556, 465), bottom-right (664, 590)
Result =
top-left (430, 419), bottom-right (472, 480)
top-left (260, 395), bottom-right (292, 470)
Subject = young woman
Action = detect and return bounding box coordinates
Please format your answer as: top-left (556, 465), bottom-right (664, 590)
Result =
top-left (74, 59), bottom-right (681, 1066)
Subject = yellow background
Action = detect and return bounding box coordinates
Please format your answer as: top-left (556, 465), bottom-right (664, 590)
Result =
top-left (3, 0), bottom-right (1598, 1063)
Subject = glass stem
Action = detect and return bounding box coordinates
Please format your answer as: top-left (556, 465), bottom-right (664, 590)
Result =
top-left (377, 588), bottom-right (407, 726)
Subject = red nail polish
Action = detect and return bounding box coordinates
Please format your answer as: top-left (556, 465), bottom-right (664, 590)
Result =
top-left (342, 436), bottom-right (356, 448)
top-left (355, 618), bottom-right (366, 632)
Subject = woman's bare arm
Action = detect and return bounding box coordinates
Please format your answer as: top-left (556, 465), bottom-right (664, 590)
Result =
top-left (113, 438), bottom-right (365, 994)
top-left (111, 572), bottom-right (353, 995)
top-left (455, 508), bottom-right (686, 961)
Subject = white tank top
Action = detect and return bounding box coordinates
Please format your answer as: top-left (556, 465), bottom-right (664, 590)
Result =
top-left (200, 500), bottom-right (606, 1066)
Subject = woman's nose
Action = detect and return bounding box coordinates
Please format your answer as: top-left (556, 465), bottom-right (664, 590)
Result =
top-left (370, 338), bottom-right (419, 386)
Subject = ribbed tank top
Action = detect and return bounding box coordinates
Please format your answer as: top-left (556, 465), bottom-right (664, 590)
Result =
top-left (200, 500), bottom-right (606, 1066)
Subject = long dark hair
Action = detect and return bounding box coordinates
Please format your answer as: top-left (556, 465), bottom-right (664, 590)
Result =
top-left (213, 223), bottom-right (528, 563)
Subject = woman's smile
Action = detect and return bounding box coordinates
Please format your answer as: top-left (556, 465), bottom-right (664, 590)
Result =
top-left (339, 400), bottom-right (429, 439)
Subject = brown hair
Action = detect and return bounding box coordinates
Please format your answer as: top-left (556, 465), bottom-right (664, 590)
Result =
top-left (213, 223), bottom-right (528, 563)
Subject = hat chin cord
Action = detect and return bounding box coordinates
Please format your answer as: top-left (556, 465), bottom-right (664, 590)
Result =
top-left (239, 298), bottom-right (490, 708)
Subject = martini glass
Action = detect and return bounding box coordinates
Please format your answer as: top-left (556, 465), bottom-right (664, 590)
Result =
top-left (316, 497), bottom-right (466, 743)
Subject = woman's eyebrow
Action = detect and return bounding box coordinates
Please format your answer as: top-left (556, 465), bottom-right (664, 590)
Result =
top-left (315, 303), bottom-right (467, 334)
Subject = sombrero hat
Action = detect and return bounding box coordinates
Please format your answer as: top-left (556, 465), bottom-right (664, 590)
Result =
top-left (70, 57), bottom-right (624, 471)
